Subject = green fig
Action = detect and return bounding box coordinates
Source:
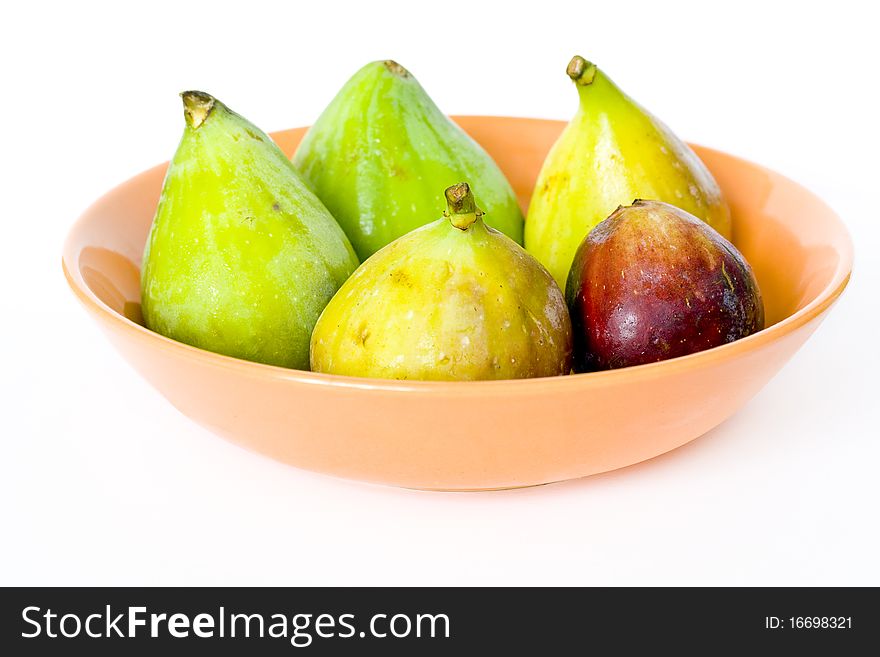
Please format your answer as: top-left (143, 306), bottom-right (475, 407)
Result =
top-left (141, 91), bottom-right (359, 369)
top-left (293, 60), bottom-right (524, 260)
top-left (526, 55), bottom-right (732, 287)
top-left (310, 183), bottom-right (571, 381)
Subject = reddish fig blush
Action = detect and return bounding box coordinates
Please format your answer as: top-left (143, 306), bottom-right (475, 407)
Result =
top-left (565, 200), bottom-right (764, 371)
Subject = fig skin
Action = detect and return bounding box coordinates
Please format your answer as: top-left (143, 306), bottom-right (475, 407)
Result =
top-left (565, 200), bottom-right (763, 371)
top-left (310, 183), bottom-right (571, 381)
top-left (293, 60), bottom-right (524, 260)
top-left (526, 55), bottom-right (732, 288)
top-left (141, 91), bottom-right (359, 370)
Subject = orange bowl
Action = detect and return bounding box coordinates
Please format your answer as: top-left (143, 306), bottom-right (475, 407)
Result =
top-left (62, 117), bottom-right (853, 491)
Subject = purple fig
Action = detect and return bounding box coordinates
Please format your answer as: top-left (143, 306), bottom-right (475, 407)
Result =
top-left (565, 200), bottom-right (764, 371)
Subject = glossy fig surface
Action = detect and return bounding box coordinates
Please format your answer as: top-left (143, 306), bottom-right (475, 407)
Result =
top-left (527, 55), bottom-right (732, 287)
top-left (293, 61), bottom-right (524, 260)
top-left (141, 91), bottom-right (359, 369)
top-left (566, 200), bottom-right (763, 371)
top-left (311, 183), bottom-right (571, 380)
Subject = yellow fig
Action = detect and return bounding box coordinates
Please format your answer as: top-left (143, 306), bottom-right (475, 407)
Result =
top-left (311, 183), bottom-right (572, 381)
top-left (525, 55), bottom-right (732, 287)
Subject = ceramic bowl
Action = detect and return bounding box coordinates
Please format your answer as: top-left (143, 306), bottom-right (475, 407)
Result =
top-left (62, 117), bottom-right (853, 490)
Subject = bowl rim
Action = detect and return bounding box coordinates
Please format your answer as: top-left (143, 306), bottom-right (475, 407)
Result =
top-left (61, 117), bottom-right (854, 395)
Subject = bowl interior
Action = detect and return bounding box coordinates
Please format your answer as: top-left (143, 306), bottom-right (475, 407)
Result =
top-left (70, 116), bottom-right (851, 347)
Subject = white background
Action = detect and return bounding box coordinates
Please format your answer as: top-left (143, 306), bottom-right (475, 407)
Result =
top-left (2, 0), bottom-right (878, 585)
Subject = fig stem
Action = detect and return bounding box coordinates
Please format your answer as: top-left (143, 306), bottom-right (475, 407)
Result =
top-left (444, 182), bottom-right (482, 231)
top-left (567, 56), bottom-right (597, 86)
top-left (383, 60), bottom-right (410, 77)
top-left (181, 90), bottom-right (216, 129)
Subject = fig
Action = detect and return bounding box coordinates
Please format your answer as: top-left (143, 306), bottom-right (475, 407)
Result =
top-left (141, 91), bottom-right (359, 369)
top-left (310, 183), bottom-right (571, 381)
top-left (565, 200), bottom-right (763, 371)
top-left (526, 55), bottom-right (732, 287)
top-left (293, 60), bottom-right (524, 260)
